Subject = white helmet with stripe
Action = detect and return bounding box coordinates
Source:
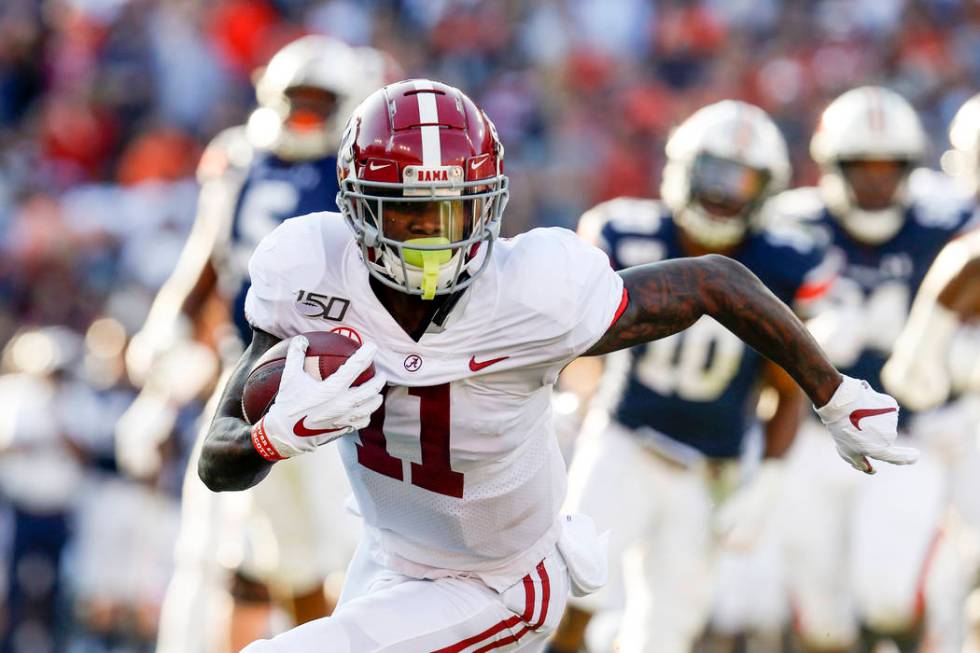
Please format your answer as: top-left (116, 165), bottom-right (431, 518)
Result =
top-left (661, 100), bottom-right (791, 250)
top-left (247, 35), bottom-right (364, 161)
top-left (810, 86), bottom-right (927, 244)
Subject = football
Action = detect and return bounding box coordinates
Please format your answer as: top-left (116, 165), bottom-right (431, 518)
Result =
top-left (241, 331), bottom-right (375, 424)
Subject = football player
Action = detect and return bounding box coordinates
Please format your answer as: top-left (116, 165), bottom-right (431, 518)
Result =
top-left (118, 36), bottom-right (382, 652)
top-left (883, 92), bottom-right (980, 410)
top-left (883, 95), bottom-right (980, 651)
top-left (547, 101), bottom-right (836, 653)
top-left (770, 86), bottom-right (978, 653)
top-left (199, 80), bottom-right (914, 653)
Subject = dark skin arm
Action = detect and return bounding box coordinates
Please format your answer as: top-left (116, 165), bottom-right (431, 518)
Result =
top-left (761, 361), bottom-right (805, 458)
top-left (198, 328), bottom-right (280, 491)
top-left (937, 254), bottom-right (980, 319)
top-left (587, 254), bottom-right (842, 407)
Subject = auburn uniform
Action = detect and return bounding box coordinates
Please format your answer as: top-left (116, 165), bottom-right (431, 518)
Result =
top-left (562, 197), bottom-right (833, 652)
top-left (773, 173), bottom-right (979, 648)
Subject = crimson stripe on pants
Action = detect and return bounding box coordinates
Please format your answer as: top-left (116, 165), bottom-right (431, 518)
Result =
top-left (521, 574), bottom-right (535, 622)
top-left (530, 561), bottom-right (551, 630)
top-left (431, 567), bottom-right (543, 653)
top-left (473, 626), bottom-right (531, 653)
top-left (431, 617), bottom-right (522, 653)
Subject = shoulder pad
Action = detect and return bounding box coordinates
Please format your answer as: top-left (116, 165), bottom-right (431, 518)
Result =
top-left (907, 167), bottom-right (974, 229)
top-left (580, 197), bottom-right (665, 236)
top-left (499, 227), bottom-right (614, 332)
top-left (250, 211), bottom-right (349, 282)
top-left (759, 187), bottom-right (826, 226)
top-left (196, 126), bottom-right (253, 184)
top-left (756, 219), bottom-right (822, 256)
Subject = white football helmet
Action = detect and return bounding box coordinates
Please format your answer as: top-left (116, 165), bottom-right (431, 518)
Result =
top-left (246, 35), bottom-right (363, 161)
top-left (662, 100), bottom-right (791, 250)
top-left (945, 92), bottom-right (980, 198)
top-left (810, 86), bottom-right (927, 244)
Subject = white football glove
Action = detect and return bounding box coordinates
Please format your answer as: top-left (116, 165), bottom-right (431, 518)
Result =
top-left (882, 304), bottom-right (959, 412)
top-left (115, 390), bottom-right (177, 479)
top-left (714, 459), bottom-right (784, 551)
top-left (814, 375), bottom-right (918, 474)
top-left (250, 336), bottom-right (386, 461)
top-left (806, 304), bottom-right (866, 368)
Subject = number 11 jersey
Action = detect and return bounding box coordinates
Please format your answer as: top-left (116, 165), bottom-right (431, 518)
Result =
top-left (244, 212), bottom-right (625, 590)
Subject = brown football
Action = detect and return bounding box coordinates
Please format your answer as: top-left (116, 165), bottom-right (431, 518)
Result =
top-left (241, 331), bottom-right (375, 425)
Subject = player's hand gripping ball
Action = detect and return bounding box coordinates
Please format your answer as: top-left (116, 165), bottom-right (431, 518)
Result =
top-left (244, 332), bottom-right (386, 461)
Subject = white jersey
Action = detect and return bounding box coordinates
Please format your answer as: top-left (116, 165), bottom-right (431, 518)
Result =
top-left (244, 212), bottom-right (624, 589)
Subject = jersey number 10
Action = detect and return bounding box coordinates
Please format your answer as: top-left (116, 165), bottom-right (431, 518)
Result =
top-left (355, 384), bottom-right (465, 498)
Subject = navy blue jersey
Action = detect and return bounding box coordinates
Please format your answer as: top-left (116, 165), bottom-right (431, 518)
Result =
top-left (809, 200), bottom-right (976, 403)
top-left (589, 198), bottom-right (832, 459)
top-left (228, 152), bottom-right (339, 341)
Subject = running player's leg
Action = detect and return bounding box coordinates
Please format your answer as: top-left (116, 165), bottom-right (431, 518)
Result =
top-left (617, 457), bottom-right (715, 653)
top-left (710, 532), bottom-right (789, 646)
top-left (242, 538), bottom-right (569, 653)
top-left (850, 449), bottom-right (947, 648)
top-left (550, 413), bottom-right (656, 653)
top-left (157, 377), bottom-right (247, 653)
top-left (781, 422), bottom-right (860, 653)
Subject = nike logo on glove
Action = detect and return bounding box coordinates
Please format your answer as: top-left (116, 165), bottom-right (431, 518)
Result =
top-left (293, 416), bottom-right (343, 437)
top-left (849, 407), bottom-right (897, 430)
top-left (469, 355), bottom-right (509, 372)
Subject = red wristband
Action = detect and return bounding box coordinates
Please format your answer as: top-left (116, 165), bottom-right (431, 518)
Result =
top-left (250, 418), bottom-right (285, 462)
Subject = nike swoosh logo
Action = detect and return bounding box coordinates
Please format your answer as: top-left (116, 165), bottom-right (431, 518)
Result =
top-left (469, 355), bottom-right (509, 372)
top-left (293, 416), bottom-right (343, 437)
top-left (470, 159), bottom-right (485, 170)
top-left (849, 407), bottom-right (897, 430)
top-left (369, 162), bottom-right (390, 171)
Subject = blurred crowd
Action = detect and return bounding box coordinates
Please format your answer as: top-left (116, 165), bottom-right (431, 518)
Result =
top-left (1, 0), bottom-right (980, 650)
top-left (3, 0), bottom-right (980, 339)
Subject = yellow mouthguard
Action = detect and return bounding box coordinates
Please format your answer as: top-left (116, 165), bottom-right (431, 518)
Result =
top-left (403, 237), bottom-right (452, 300)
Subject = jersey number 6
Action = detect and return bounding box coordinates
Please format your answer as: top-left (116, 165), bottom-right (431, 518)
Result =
top-left (355, 384), bottom-right (465, 498)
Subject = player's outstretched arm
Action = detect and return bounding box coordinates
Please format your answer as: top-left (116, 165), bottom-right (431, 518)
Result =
top-left (588, 254), bottom-right (841, 404)
top-left (587, 254), bottom-right (917, 473)
top-left (125, 177), bottom-right (231, 385)
top-left (883, 230), bottom-right (980, 409)
top-left (198, 328), bottom-right (281, 492)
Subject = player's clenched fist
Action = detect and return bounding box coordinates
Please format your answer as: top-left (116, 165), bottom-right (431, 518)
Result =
top-left (814, 375), bottom-right (918, 474)
top-left (251, 336), bottom-right (387, 461)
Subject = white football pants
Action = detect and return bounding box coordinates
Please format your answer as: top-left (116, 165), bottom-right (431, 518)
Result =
top-left (563, 412), bottom-right (738, 653)
top-left (240, 530), bottom-right (570, 653)
top-left (781, 419), bottom-right (968, 651)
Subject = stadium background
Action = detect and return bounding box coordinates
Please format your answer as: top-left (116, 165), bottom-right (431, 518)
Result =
top-left (0, 0), bottom-right (977, 650)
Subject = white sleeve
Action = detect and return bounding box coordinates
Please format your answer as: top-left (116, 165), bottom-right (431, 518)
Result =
top-left (503, 228), bottom-right (625, 376)
top-left (243, 227), bottom-right (292, 339)
top-left (557, 243), bottom-right (625, 359)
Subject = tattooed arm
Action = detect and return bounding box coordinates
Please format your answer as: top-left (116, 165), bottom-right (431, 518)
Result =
top-left (198, 328), bottom-right (280, 491)
top-left (587, 254), bottom-right (842, 407)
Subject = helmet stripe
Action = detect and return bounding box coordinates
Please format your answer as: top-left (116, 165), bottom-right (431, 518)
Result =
top-left (413, 79), bottom-right (442, 166)
top-left (866, 87), bottom-right (884, 133)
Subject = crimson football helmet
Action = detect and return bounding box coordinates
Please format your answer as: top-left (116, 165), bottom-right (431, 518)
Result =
top-left (337, 79), bottom-right (509, 299)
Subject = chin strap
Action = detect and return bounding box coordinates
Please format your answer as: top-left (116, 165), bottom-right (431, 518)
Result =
top-left (403, 237), bottom-right (452, 300)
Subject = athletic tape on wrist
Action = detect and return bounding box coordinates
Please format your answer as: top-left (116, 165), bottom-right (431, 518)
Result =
top-left (250, 418), bottom-right (285, 462)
